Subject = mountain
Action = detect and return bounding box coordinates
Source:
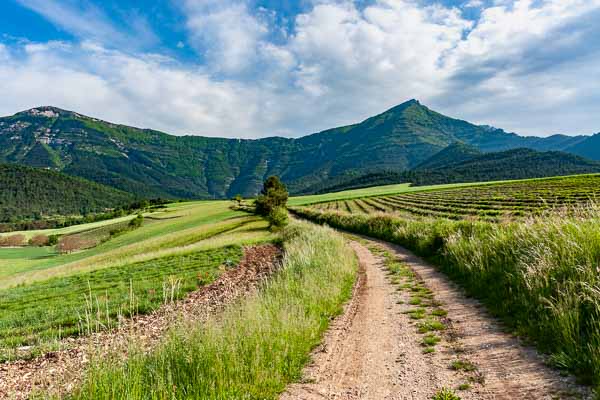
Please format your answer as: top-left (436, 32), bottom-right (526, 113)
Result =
top-left (0, 163), bottom-right (135, 223)
top-left (305, 147), bottom-right (600, 193)
top-left (407, 148), bottom-right (600, 185)
top-left (1, 101), bottom-right (598, 198)
top-left (415, 142), bottom-right (482, 170)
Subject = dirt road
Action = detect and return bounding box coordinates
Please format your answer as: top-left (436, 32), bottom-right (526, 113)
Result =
top-left (281, 239), bottom-right (591, 400)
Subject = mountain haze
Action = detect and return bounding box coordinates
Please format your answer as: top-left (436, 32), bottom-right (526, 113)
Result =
top-left (1, 100), bottom-right (598, 198)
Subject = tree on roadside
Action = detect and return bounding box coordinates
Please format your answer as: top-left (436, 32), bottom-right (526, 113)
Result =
top-left (254, 176), bottom-right (289, 229)
top-left (255, 176), bottom-right (288, 216)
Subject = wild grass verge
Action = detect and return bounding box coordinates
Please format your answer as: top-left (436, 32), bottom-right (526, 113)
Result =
top-left (293, 207), bottom-right (600, 388)
top-left (68, 221), bottom-right (357, 399)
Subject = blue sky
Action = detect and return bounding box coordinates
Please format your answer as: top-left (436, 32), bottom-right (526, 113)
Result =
top-left (0, 0), bottom-right (599, 138)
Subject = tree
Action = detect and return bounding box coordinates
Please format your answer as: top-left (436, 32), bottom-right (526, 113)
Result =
top-left (267, 206), bottom-right (288, 230)
top-left (255, 176), bottom-right (288, 216)
top-left (0, 234), bottom-right (25, 247)
top-left (29, 234), bottom-right (49, 247)
top-left (57, 235), bottom-right (94, 254)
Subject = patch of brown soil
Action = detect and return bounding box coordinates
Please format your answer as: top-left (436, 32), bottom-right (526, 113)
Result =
top-left (0, 244), bottom-right (281, 399)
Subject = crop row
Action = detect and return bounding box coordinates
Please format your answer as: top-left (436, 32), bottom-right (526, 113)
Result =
top-left (309, 175), bottom-right (600, 220)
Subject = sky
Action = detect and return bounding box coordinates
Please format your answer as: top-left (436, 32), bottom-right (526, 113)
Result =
top-left (0, 0), bottom-right (599, 138)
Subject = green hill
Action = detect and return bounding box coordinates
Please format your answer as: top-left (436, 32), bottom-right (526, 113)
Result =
top-left (415, 142), bottom-right (482, 170)
top-left (0, 164), bottom-right (135, 223)
top-left (0, 101), bottom-right (598, 198)
top-left (306, 147), bottom-right (600, 193)
top-left (407, 148), bottom-right (600, 185)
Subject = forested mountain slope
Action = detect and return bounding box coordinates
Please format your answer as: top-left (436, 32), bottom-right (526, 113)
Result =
top-left (1, 101), bottom-right (597, 198)
top-left (0, 163), bottom-right (134, 222)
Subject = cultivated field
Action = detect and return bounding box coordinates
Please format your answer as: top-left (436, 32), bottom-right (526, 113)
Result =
top-left (295, 174), bottom-right (600, 389)
top-left (306, 174), bottom-right (600, 220)
top-left (2, 174), bottom-right (600, 398)
top-left (0, 201), bottom-right (276, 361)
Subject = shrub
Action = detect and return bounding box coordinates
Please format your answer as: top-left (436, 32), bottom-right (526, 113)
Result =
top-left (255, 176), bottom-right (288, 216)
top-left (29, 234), bottom-right (49, 247)
top-left (48, 234), bottom-right (59, 246)
top-left (267, 206), bottom-right (289, 230)
top-left (128, 214), bottom-right (144, 229)
top-left (0, 234), bottom-right (25, 247)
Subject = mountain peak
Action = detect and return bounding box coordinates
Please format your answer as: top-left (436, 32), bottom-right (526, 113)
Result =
top-left (17, 106), bottom-right (71, 119)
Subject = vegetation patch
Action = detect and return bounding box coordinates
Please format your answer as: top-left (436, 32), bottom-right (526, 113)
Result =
top-left (432, 388), bottom-right (461, 400)
top-left (295, 202), bottom-right (600, 387)
top-left (69, 221), bottom-right (357, 399)
top-left (0, 247), bottom-right (243, 360)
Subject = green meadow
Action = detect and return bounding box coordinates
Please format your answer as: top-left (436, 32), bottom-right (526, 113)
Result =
top-left (0, 200), bottom-right (276, 360)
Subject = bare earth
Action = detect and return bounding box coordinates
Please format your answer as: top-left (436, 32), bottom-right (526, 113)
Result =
top-left (281, 239), bottom-right (592, 400)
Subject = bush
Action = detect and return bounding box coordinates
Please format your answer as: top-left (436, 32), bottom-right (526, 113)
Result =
top-left (0, 234), bottom-right (25, 247)
top-left (267, 206), bottom-right (288, 230)
top-left (128, 214), bottom-right (144, 229)
top-left (29, 234), bottom-right (49, 247)
top-left (255, 176), bottom-right (288, 216)
top-left (48, 234), bottom-right (59, 246)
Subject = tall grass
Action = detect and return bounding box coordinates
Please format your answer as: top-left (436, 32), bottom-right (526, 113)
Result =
top-left (294, 206), bottom-right (600, 387)
top-left (69, 221), bottom-right (357, 399)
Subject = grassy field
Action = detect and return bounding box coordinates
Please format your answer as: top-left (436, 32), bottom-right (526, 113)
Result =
top-left (0, 247), bottom-right (242, 360)
top-left (0, 201), bottom-right (273, 289)
top-left (0, 200), bottom-right (278, 360)
top-left (304, 174), bottom-right (600, 220)
top-left (295, 197), bottom-right (600, 387)
top-left (70, 221), bottom-right (357, 399)
top-left (0, 214), bottom-right (138, 240)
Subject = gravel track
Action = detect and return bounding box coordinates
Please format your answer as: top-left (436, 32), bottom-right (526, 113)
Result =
top-left (281, 238), bottom-right (592, 400)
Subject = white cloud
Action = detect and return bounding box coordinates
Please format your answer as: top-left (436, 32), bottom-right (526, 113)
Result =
top-left (0, 41), bottom-right (266, 137)
top-left (463, 0), bottom-right (484, 8)
top-left (3, 0), bottom-right (600, 137)
top-left (181, 0), bottom-right (269, 75)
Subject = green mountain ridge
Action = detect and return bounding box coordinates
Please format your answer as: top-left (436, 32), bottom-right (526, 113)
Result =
top-left (0, 101), bottom-right (598, 198)
top-left (0, 163), bottom-right (135, 223)
top-left (305, 147), bottom-right (600, 193)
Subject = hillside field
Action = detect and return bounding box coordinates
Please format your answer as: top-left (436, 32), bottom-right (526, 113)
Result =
top-left (305, 174), bottom-right (600, 220)
top-left (0, 201), bottom-right (277, 360)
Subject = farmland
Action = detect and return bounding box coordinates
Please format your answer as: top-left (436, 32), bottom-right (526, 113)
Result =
top-left (305, 174), bottom-right (600, 220)
top-left (295, 174), bottom-right (600, 388)
top-left (0, 201), bottom-right (277, 361)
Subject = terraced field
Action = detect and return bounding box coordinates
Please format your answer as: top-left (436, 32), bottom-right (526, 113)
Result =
top-left (308, 174), bottom-right (600, 220)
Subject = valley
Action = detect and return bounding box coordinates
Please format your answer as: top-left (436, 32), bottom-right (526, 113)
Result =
top-left (2, 174), bottom-right (600, 399)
